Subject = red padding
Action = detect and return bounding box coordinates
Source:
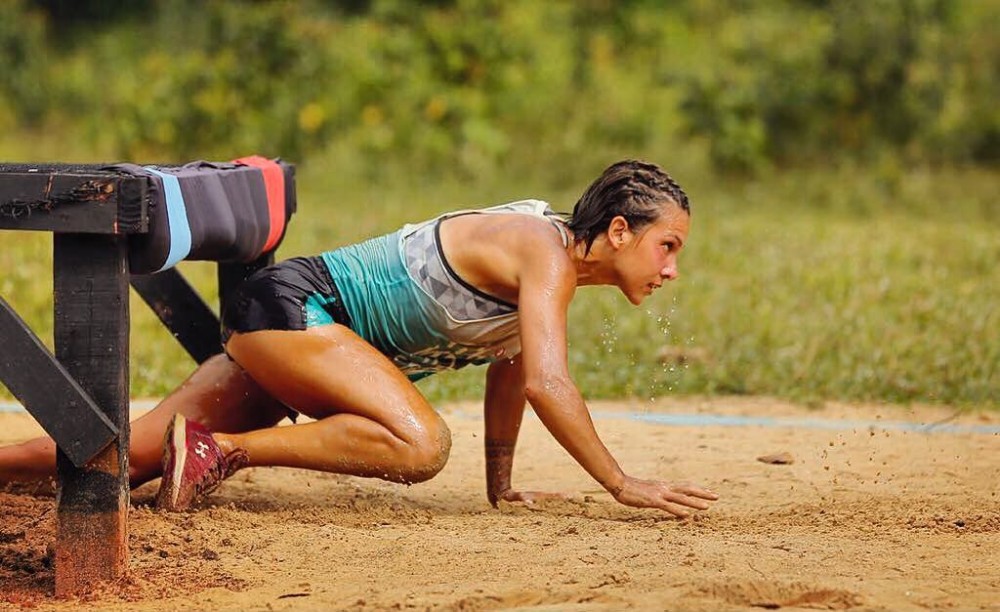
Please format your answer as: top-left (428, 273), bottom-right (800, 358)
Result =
top-left (234, 155), bottom-right (286, 253)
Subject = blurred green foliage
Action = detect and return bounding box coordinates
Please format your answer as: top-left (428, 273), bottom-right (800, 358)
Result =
top-left (681, 0), bottom-right (1000, 171)
top-left (2, 0), bottom-right (997, 174)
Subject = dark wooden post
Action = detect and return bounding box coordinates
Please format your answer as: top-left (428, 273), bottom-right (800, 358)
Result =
top-left (131, 270), bottom-right (223, 365)
top-left (52, 233), bottom-right (131, 596)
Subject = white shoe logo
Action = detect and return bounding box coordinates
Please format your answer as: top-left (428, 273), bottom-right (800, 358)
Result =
top-left (194, 441), bottom-right (210, 459)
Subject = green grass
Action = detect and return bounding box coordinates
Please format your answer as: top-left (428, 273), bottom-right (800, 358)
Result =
top-left (1, 154), bottom-right (997, 409)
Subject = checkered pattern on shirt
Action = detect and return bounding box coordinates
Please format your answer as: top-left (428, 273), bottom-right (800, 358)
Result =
top-left (403, 221), bottom-right (515, 321)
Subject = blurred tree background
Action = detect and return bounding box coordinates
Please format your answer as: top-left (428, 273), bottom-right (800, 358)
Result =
top-left (2, 0), bottom-right (997, 175)
top-left (1, 0), bottom-right (998, 407)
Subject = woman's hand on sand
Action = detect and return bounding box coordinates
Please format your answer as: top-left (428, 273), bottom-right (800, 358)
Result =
top-left (494, 489), bottom-right (571, 506)
top-left (612, 476), bottom-right (718, 518)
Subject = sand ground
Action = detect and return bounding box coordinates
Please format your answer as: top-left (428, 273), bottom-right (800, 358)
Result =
top-left (1, 397), bottom-right (998, 611)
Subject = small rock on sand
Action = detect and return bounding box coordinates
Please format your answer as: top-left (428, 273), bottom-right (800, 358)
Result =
top-left (757, 452), bottom-right (795, 465)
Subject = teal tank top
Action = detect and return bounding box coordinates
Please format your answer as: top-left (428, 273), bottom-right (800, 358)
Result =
top-left (318, 200), bottom-right (567, 380)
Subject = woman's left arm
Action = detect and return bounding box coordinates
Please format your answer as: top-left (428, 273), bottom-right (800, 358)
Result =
top-left (483, 355), bottom-right (524, 507)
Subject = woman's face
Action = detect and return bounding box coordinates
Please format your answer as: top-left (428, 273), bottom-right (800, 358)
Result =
top-left (611, 204), bottom-right (690, 305)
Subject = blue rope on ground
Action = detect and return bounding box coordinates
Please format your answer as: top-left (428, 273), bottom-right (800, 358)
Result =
top-left (2, 402), bottom-right (996, 435)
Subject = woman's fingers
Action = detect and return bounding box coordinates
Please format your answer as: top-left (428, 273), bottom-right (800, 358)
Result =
top-left (500, 490), bottom-right (569, 505)
top-left (665, 492), bottom-right (713, 511)
top-left (657, 501), bottom-right (692, 519)
top-left (659, 482), bottom-right (719, 515)
top-left (670, 481), bottom-right (719, 500)
top-left (656, 493), bottom-right (712, 518)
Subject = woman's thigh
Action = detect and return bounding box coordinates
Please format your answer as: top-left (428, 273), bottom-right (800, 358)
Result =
top-left (224, 325), bottom-right (439, 442)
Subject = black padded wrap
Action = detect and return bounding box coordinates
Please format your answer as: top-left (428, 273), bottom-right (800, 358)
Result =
top-left (108, 159), bottom-right (295, 275)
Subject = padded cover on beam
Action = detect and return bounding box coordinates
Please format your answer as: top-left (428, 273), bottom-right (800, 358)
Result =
top-left (108, 158), bottom-right (295, 274)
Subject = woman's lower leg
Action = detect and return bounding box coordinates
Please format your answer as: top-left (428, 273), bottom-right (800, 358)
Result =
top-left (0, 437), bottom-right (56, 485)
top-left (221, 327), bottom-right (454, 485)
top-left (216, 409), bottom-right (451, 484)
top-left (0, 354), bottom-right (288, 489)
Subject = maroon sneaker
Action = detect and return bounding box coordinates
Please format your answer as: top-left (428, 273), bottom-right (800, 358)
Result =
top-left (155, 414), bottom-right (248, 511)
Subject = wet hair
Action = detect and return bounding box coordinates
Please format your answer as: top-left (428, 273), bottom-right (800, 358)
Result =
top-left (566, 160), bottom-right (689, 255)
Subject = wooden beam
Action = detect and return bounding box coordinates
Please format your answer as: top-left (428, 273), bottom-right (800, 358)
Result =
top-left (130, 269), bottom-right (222, 364)
top-left (0, 297), bottom-right (118, 467)
top-left (0, 168), bottom-right (147, 234)
top-left (52, 233), bottom-right (131, 596)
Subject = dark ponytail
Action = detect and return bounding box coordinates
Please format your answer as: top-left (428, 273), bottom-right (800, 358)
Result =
top-left (567, 160), bottom-right (689, 255)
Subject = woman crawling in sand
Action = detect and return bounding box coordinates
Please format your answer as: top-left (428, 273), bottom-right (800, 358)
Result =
top-left (0, 160), bottom-right (718, 518)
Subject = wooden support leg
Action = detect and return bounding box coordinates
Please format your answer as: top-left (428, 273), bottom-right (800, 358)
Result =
top-left (53, 234), bottom-right (130, 596)
top-left (131, 269), bottom-right (222, 365)
top-left (0, 296), bottom-right (117, 466)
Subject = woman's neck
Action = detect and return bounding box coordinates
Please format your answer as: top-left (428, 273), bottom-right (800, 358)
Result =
top-left (568, 237), bottom-right (614, 287)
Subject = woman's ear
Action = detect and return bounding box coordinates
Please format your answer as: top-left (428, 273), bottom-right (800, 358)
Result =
top-left (607, 215), bottom-right (631, 249)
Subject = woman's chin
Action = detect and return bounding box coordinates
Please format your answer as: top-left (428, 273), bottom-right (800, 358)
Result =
top-left (624, 290), bottom-right (645, 306)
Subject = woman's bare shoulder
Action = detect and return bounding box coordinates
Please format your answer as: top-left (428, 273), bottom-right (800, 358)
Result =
top-left (445, 213), bottom-right (565, 255)
top-left (440, 212), bottom-right (573, 297)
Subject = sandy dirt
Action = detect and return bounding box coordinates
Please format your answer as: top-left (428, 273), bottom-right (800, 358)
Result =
top-left (1, 397), bottom-right (998, 611)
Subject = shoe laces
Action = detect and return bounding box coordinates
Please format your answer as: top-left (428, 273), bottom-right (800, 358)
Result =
top-left (194, 447), bottom-right (249, 499)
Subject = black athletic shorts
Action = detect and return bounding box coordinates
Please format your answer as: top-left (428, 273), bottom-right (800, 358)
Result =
top-left (221, 255), bottom-right (352, 344)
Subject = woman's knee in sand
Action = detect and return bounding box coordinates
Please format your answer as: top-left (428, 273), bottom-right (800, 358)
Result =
top-left (394, 411), bottom-right (452, 484)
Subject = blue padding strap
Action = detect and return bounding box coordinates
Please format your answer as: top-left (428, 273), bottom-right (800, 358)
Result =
top-left (144, 167), bottom-right (192, 271)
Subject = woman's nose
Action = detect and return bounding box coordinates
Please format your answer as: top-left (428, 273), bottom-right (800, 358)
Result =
top-left (661, 263), bottom-right (679, 281)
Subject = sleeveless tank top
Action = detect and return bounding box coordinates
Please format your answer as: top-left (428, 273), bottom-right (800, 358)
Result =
top-left (319, 200), bottom-right (569, 380)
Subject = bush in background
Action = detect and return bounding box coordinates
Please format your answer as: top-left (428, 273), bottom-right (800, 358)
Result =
top-left (2, 0), bottom-right (996, 176)
top-left (679, 0), bottom-right (999, 172)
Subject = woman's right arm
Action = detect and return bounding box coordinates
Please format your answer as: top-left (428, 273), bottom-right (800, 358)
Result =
top-left (514, 241), bottom-right (628, 496)
top-left (514, 229), bottom-right (718, 517)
